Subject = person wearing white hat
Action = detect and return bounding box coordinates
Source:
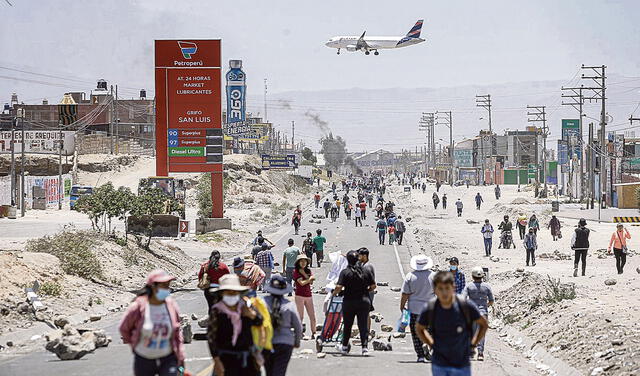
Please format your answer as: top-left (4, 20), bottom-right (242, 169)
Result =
top-left (400, 254), bottom-right (435, 362)
top-left (207, 274), bottom-right (262, 376)
top-left (461, 267), bottom-right (494, 361)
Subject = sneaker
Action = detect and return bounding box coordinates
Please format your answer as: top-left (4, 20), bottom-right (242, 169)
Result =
top-left (477, 353), bottom-right (484, 361)
top-left (362, 348), bottom-right (369, 356)
top-left (573, 268), bottom-right (578, 277)
top-left (417, 357), bottom-right (426, 363)
top-left (336, 344), bottom-right (349, 355)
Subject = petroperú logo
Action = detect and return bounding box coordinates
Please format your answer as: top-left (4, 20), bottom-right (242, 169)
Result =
top-left (178, 41), bottom-right (197, 59)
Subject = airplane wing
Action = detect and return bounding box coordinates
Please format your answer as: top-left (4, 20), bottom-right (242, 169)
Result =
top-left (355, 31), bottom-right (371, 51)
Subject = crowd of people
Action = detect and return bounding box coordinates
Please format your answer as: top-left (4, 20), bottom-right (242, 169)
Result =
top-left (116, 172), bottom-right (632, 376)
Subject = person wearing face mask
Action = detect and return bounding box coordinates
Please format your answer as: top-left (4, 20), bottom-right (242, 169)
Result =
top-left (449, 257), bottom-right (466, 295)
top-left (119, 270), bottom-right (185, 376)
top-left (208, 274), bottom-right (263, 376)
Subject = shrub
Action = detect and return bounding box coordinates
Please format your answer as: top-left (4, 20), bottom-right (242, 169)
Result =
top-left (40, 281), bottom-right (63, 297)
top-left (242, 196), bottom-right (255, 204)
top-left (26, 229), bottom-right (103, 280)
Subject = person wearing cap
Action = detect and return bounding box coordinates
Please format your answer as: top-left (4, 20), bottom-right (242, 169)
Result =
top-left (608, 223), bottom-right (631, 274)
top-left (333, 250), bottom-right (376, 356)
top-left (293, 254), bottom-right (317, 338)
top-left (462, 267), bottom-right (494, 361)
top-left (119, 270), bottom-right (185, 376)
top-left (207, 274), bottom-right (263, 376)
top-left (198, 250), bottom-right (231, 308)
top-left (571, 218), bottom-right (590, 277)
top-left (401, 254), bottom-right (435, 362)
top-left (449, 257), bottom-right (466, 294)
top-left (263, 275), bottom-right (303, 376)
top-left (481, 219), bottom-right (494, 257)
top-left (233, 256), bottom-right (266, 291)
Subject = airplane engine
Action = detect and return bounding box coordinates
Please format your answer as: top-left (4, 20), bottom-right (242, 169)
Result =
top-left (345, 45), bottom-right (357, 52)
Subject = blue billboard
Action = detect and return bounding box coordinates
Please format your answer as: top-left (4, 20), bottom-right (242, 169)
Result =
top-left (225, 60), bottom-right (246, 133)
top-left (261, 154), bottom-right (298, 170)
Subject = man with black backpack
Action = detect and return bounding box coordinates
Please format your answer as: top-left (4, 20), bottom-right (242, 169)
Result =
top-left (416, 271), bottom-right (488, 376)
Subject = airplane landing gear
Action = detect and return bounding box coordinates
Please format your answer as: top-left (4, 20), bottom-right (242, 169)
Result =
top-left (337, 48), bottom-right (340, 55)
top-left (365, 51), bottom-right (370, 55)
top-left (374, 50), bottom-right (379, 55)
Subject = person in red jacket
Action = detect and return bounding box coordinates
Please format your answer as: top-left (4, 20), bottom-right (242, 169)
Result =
top-left (119, 270), bottom-right (185, 376)
top-left (198, 250), bottom-right (230, 308)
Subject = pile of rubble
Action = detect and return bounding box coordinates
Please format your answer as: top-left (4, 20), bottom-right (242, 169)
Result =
top-left (538, 250), bottom-right (573, 260)
top-left (44, 325), bottom-right (111, 360)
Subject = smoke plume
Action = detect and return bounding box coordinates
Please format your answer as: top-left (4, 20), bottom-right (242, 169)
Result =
top-left (304, 110), bottom-right (332, 135)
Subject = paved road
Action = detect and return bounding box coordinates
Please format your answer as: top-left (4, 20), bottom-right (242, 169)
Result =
top-left (0, 188), bottom-right (542, 376)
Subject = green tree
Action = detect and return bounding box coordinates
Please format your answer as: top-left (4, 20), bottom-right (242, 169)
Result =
top-left (319, 132), bottom-right (347, 170)
top-left (130, 187), bottom-right (179, 249)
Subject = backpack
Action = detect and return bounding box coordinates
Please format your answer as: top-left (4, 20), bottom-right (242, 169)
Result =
top-left (425, 296), bottom-right (473, 335)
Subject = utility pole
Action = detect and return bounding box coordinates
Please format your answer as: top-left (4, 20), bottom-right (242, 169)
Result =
top-left (419, 112), bottom-right (435, 177)
top-left (588, 123), bottom-right (595, 209)
top-left (514, 130), bottom-right (521, 190)
top-left (263, 78), bottom-right (268, 122)
top-left (476, 94), bottom-right (493, 184)
top-left (436, 111), bottom-right (454, 186)
top-left (114, 85), bottom-right (119, 154)
top-left (109, 85), bottom-right (114, 154)
top-left (581, 65), bottom-right (607, 206)
top-left (20, 112), bottom-right (25, 217)
top-left (561, 85), bottom-right (585, 201)
top-left (527, 105), bottom-right (548, 197)
top-left (291, 121), bottom-right (295, 152)
top-left (10, 115), bottom-right (15, 206)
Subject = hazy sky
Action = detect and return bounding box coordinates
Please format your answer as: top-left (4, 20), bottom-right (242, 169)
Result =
top-left (1, 0), bottom-right (639, 104)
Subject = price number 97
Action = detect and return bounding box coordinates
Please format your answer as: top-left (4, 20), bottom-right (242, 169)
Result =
top-left (169, 140), bottom-right (178, 147)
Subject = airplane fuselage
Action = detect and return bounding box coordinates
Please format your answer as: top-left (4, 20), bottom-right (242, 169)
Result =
top-left (326, 36), bottom-right (424, 50)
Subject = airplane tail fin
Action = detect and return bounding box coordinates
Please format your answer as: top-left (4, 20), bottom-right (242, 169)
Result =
top-left (406, 19), bottom-right (423, 38)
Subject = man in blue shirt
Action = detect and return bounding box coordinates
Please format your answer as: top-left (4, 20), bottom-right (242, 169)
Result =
top-left (416, 271), bottom-right (488, 376)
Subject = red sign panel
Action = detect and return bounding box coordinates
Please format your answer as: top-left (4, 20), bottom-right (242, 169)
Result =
top-left (155, 39), bottom-right (224, 218)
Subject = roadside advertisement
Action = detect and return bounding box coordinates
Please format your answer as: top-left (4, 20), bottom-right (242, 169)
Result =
top-left (0, 131), bottom-right (75, 155)
top-left (454, 149), bottom-right (473, 167)
top-left (261, 154), bottom-right (297, 170)
top-left (225, 60), bottom-right (247, 135)
top-left (557, 140), bottom-right (569, 165)
top-left (223, 123), bottom-right (271, 142)
top-left (561, 119), bottom-right (582, 159)
top-left (155, 39), bottom-right (224, 218)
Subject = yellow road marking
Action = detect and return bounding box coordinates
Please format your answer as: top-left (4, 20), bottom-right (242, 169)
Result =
top-left (196, 363), bottom-right (213, 376)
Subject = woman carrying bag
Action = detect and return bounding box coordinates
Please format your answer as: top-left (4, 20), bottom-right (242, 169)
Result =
top-left (198, 250), bottom-right (230, 309)
top-left (608, 223), bottom-right (631, 274)
top-left (119, 270), bottom-right (186, 376)
top-left (207, 274), bottom-right (263, 376)
top-left (263, 275), bottom-right (303, 376)
top-left (293, 255), bottom-right (317, 339)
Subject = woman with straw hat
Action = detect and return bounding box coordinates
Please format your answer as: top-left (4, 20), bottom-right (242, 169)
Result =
top-left (207, 274), bottom-right (263, 376)
top-left (293, 254), bottom-right (317, 339)
top-left (263, 275), bottom-right (303, 376)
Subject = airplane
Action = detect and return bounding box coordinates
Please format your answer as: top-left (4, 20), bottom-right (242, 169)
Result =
top-left (325, 20), bottom-right (425, 55)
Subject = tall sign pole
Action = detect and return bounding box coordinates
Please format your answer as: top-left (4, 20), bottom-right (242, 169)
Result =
top-left (155, 40), bottom-right (224, 218)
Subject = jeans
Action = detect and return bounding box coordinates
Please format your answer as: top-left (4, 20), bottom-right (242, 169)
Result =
top-left (473, 315), bottom-right (487, 353)
top-left (483, 238), bottom-right (492, 256)
top-left (518, 224), bottom-right (526, 239)
top-left (341, 297), bottom-right (370, 348)
top-left (526, 248), bottom-right (536, 265)
top-left (285, 267), bottom-right (295, 286)
top-left (261, 267), bottom-right (272, 290)
top-left (355, 217), bottom-right (362, 227)
top-left (263, 344), bottom-right (294, 376)
top-left (574, 250), bottom-right (587, 275)
top-left (432, 364), bottom-right (471, 376)
top-left (315, 200), bottom-right (319, 209)
top-left (315, 250), bottom-right (324, 267)
top-left (613, 248), bottom-right (627, 273)
top-left (134, 353), bottom-right (178, 376)
top-left (397, 231), bottom-right (404, 245)
top-left (457, 208), bottom-right (462, 217)
top-left (378, 230), bottom-right (386, 245)
top-left (389, 233), bottom-right (396, 245)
